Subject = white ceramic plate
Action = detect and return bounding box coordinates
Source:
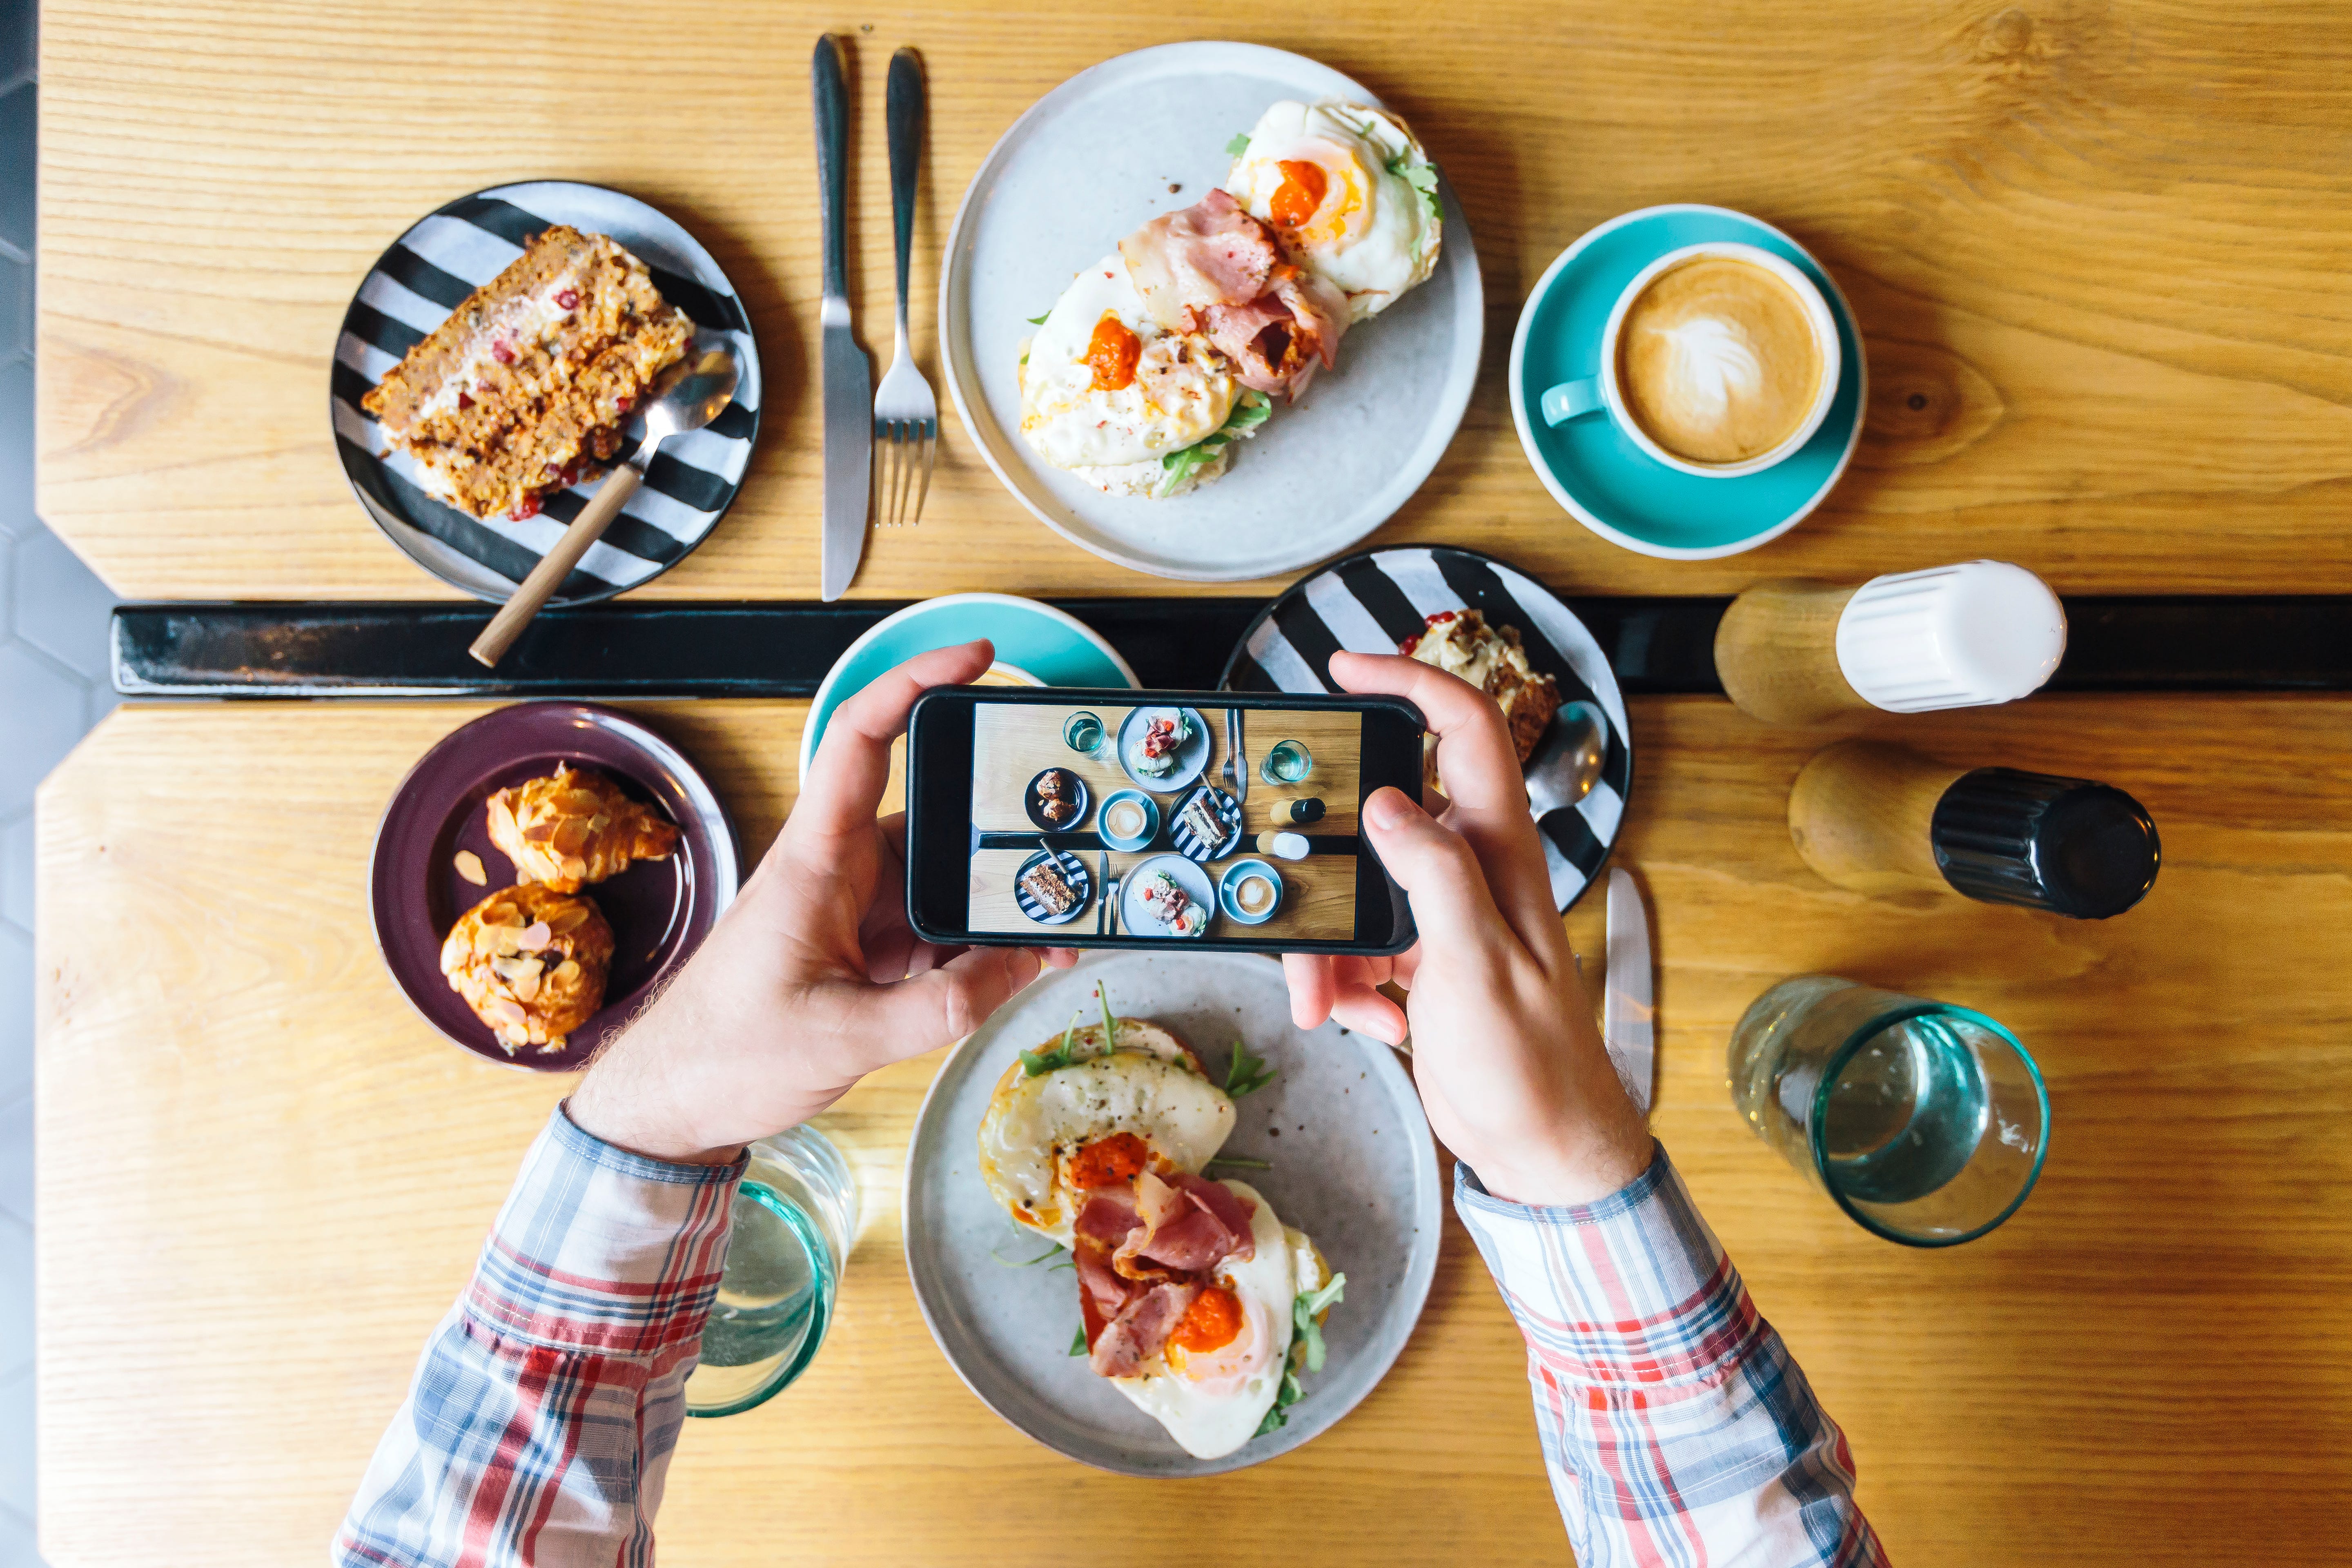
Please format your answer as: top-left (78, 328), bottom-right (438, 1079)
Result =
top-left (940, 42), bottom-right (1484, 583)
top-left (902, 952), bottom-right (1441, 1476)
top-left (1119, 853), bottom-right (1216, 940)
top-left (1116, 704), bottom-right (1210, 791)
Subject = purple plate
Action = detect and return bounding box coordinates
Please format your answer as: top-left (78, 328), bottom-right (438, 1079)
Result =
top-left (370, 702), bottom-right (739, 1072)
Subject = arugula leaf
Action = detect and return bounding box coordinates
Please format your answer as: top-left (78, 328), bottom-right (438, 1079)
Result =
top-left (1207, 1154), bottom-right (1272, 1170)
top-left (1018, 1008), bottom-right (1089, 1077)
top-left (1292, 1272), bottom-right (1346, 1374)
top-left (1225, 131), bottom-right (1252, 157)
top-left (1223, 1038), bottom-right (1277, 1098)
top-left (1254, 1369), bottom-right (1305, 1436)
top-left (991, 1237), bottom-right (1069, 1268)
top-left (1098, 984), bottom-right (1118, 1054)
top-left (1069, 1325), bottom-right (1089, 1356)
top-left (1027, 311), bottom-right (1051, 325)
top-left (1386, 153), bottom-right (1442, 221)
top-left (1154, 392), bottom-right (1272, 499)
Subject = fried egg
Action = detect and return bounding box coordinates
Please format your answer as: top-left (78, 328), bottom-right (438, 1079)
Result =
top-left (1114, 1179), bottom-right (1298, 1458)
top-left (1225, 100), bottom-right (1441, 322)
top-left (977, 1020), bottom-right (1236, 1247)
top-left (1018, 254), bottom-right (1238, 486)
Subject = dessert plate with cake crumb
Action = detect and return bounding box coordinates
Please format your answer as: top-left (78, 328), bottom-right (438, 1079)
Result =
top-left (940, 42), bottom-right (1482, 582)
top-left (333, 181), bottom-right (763, 607)
top-left (1219, 545), bottom-right (1632, 911)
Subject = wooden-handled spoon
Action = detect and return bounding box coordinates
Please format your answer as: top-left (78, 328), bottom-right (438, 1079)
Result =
top-left (469, 345), bottom-right (741, 668)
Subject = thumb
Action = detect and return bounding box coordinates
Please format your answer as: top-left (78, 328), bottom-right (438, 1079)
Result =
top-left (1361, 787), bottom-right (1511, 962)
top-left (862, 944), bottom-right (1047, 1060)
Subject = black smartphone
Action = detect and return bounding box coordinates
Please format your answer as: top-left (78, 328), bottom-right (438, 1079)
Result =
top-left (906, 688), bottom-right (1424, 955)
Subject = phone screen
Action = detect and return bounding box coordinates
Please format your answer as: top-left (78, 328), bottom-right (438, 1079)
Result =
top-left (907, 690), bottom-right (1421, 954)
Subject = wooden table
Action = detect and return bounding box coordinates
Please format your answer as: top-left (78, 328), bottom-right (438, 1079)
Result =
top-left (31, 1), bottom-right (2352, 602)
top-left (28, 2), bottom-right (2352, 1566)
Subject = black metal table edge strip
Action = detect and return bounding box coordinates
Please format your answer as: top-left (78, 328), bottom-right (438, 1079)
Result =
top-left (110, 596), bottom-right (2352, 698)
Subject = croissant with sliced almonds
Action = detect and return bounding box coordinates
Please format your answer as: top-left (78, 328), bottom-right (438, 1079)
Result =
top-left (487, 764), bottom-right (679, 893)
top-left (439, 883), bottom-right (614, 1054)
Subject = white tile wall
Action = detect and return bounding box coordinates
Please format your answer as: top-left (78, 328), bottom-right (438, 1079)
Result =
top-left (2, 2), bottom-right (94, 1558)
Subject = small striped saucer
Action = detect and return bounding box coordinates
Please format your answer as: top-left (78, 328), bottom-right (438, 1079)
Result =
top-left (332, 181), bottom-right (764, 606)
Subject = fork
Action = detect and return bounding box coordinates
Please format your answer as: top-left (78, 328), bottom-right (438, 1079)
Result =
top-left (872, 46), bottom-right (936, 527)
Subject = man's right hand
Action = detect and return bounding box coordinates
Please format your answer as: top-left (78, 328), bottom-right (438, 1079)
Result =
top-left (1282, 652), bottom-right (1650, 1208)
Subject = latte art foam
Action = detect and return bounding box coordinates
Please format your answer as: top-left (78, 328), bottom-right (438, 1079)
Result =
top-left (1617, 257), bottom-right (1824, 466)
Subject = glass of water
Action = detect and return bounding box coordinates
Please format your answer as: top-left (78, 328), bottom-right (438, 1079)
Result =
top-left (1062, 710), bottom-right (1105, 757)
top-left (1727, 976), bottom-right (2049, 1247)
top-left (684, 1124), bottom-right (858, 1417)
top-left (1260, 739), bottom-right (1314, 784)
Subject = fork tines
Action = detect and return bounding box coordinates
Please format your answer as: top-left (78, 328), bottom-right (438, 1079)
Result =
top-left (871, 413), bottom-right (935, 527)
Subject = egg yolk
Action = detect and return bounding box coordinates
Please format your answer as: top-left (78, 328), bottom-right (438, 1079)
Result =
top-left (1065, 1131), bottom-right (1150, 1190)
top-left (1086, 311), bottom-right (1142, 392)
top-left (1167, 1285), bottom-right (1245, 1355)
top-left (1270, 159), bottom-right (1329, 229)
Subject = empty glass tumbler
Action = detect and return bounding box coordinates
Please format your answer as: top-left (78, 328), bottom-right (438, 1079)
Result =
top-left (1728, 976), bottom-right (2049, 1246)
top-left (1259, 739), bottom-right (1314, 784)
top-left (683, 1124), bottom-right (858, 1417)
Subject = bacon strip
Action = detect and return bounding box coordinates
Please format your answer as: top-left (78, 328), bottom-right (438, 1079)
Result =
top-left (1202, 270), bottom-right (1350, 401)
top-left (1119, 189), bottom-right (1280, 334)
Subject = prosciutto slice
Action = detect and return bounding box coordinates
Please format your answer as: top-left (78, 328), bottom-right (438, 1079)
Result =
top-left (1120, 189), bottom-right (1280, 334)
top-left (1069, 1171), bottom-right (1256, 1376)
top-left (1113, 1170), bottom-right (1256, 1278)
top-left (1080, 1248), bottom-right (1200, 1379)
top-left (1202, 269), bottom-right (1350, 401)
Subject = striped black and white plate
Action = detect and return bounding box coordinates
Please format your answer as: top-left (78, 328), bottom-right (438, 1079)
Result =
top-left (1013, 848), bottom-right (1093, 926)
top-left (332, 181), bottom-right (763, 606)
top-left (1171, 786), bottom-right (1243, 862)
top-left (1219, 546), bottom-right (1633, 911)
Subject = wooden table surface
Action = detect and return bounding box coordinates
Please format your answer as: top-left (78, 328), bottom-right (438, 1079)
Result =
top-left (34, 694), bottom-right (2352, 1565)
top-left (31, 0), bottom-right (2352, 601)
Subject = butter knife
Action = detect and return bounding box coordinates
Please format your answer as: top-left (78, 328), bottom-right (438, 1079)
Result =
top-left (813, 36), bottom-right (871, 601)
top-left (1602, 866), bottom-right (1655, 1114)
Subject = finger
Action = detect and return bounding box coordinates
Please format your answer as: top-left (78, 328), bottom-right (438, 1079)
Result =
top-left (1327, 985), bottom-right (1408, 1045)
top-left (1331, 650), bottom-right (1560, 947)
top-left (864, 942), bottom-right (1045, 1056)
top-left (1360, 786), bottom-right (1520, 966)
top-left (1283, 954), bottom-right (1338, 1029)
top-left (793, 642), bottom-right (993, 857)
top-left (1038, 948), bottom-right (1082, 969)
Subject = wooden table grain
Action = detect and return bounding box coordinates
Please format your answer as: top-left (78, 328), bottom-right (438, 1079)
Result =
top-left (35, 694), bottom-right (2352, 1566)
top-left (31, 0), bottom-right (2352, 601)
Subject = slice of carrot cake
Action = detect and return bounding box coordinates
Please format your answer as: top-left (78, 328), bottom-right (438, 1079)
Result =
top-left (362, 225), bottom-right (693, 521)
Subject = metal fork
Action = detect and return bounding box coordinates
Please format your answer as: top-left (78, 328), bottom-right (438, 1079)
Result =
top-left (872, 46), bottom-right (935, 527)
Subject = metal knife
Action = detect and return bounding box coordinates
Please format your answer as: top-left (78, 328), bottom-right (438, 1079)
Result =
top-left (813, 36), bottom-right (871, 601)
top-left (1603, 866), bottom-right (1656, 1114)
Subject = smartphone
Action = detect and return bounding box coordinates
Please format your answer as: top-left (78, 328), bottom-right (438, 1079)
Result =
top-left (906, 688), bottom-right (1424, 955)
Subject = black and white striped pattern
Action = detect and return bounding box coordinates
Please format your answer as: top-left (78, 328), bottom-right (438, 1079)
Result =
top-left (1171, 787), bottom-right (1243, 862)
top-left (1220, 547), bottom-right (1633, 911)
top-left (1014, 848), bottom-right (1093, 926)
top-left (332, 182), bottom-right (762, 605)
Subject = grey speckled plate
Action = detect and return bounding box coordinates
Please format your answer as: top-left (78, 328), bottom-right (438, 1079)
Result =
top-left (902, 951), bottom-right (1440, 1476)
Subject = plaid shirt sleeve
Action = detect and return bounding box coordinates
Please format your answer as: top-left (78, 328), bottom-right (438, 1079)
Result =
top-left (1455, 1142), bottom-right (1888, 1568)
top-left (334, 1104), bottom-right (744, 1568)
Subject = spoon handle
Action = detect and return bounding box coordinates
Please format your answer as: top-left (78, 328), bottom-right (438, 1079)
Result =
top-left (468, 465), bottom-right (646, 668)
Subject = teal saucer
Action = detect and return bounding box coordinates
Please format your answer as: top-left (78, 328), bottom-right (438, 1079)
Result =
top-left (797, 594), bottom-right (1138, 785)
top-left (1508, 205), bottom-right (1865, 559)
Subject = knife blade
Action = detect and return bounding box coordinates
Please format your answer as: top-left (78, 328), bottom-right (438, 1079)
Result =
top-left (813, 36), bottom-right (871, 602)
top-left (1603, 866), bottom-right (1655, 1113)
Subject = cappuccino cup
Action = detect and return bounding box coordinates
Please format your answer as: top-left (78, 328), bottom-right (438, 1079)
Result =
top-left (1539, 242), bottom-right (1840, 479)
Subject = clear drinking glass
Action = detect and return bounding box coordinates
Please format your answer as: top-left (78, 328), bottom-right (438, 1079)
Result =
top-left (684, 1124), bottom-right (858, 1417)
top-left (1728, 976), bottom-right (2049, 1247)
top-left (1062, 711), bottom-right (1105, 757)
top-left (1260, 739), bottom-right (1314, 784)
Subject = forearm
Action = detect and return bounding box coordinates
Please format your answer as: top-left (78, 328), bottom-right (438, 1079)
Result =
top-left (1456, 1143), bottom-right (1886, 1568)
top-left (336, 1105), bottom-right (743, 1568)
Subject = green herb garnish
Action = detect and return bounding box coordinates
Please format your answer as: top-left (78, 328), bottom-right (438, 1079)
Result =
top-left (1155, 391), bottom-right (1271, 498)
top-left (1223, 1038), bottom-right (1276, 1098)
top-left (1069, 1325), bottom-right (1089, 1356)
top-left (991, 1237), bottom-right (1070, 1268)
top-left (1207, 1154), bottom-right (1272, 1170)
top-left (1225, 131), bottom-right (1252, 157)
top-left (1385, 152), bottom-right (1441, 221)
top-left (1293, 1272), bottom-right (1345, 1374)
top-left (1098, 983), bottom-right (1118, 1054)
top-left (1019, 1009), bottom-right (1089, 1077)
top-left (1027, 312), bottom-right (1051, 325)
top-left (1254, 1369), bottom-right (1305, 1436)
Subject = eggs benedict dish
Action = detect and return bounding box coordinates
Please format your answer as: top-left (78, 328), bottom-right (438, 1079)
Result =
top-left (977, 1004), bottom-right (1343, 1457)
top-left (1013, 98), bottom-right (1443, 500)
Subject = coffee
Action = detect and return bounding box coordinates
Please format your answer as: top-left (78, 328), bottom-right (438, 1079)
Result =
top-left (1235, 874), bottom-right (1275, 915)
top-left (1617, 257), bottom-right (1822, 466)
top-left (1105, 800), bottom-right (1144, 839)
